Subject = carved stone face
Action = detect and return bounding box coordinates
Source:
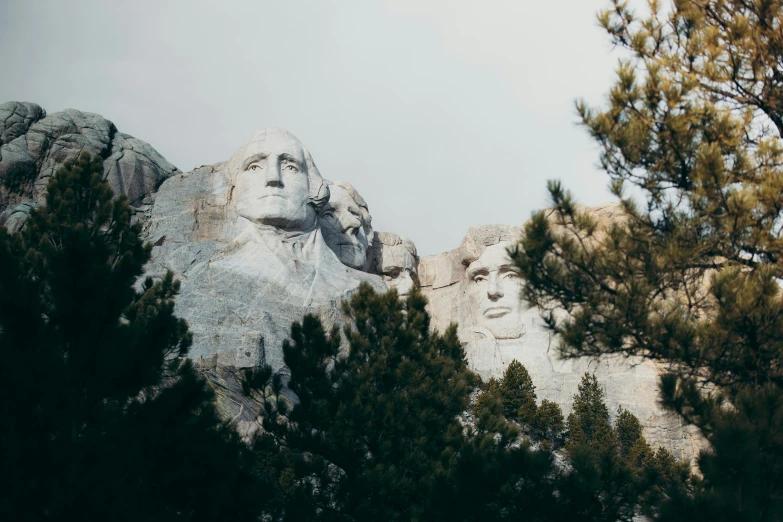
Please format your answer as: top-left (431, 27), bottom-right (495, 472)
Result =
top-left (235, 131), bottom-right (314, 231)
top-left (379, 240), bottom-right (419, 298)
top-left (466, 242), bottom-right (523, 339)
top-left (321, 185), bottom-right (369, 269)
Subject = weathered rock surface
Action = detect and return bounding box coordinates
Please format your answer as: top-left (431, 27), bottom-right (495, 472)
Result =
top-left (418, 217), bottom-right (703, 462)
top-left (0, 101), bottom-right (179, 231)
top-left (369, 231), bottom-right (420, 298)
top-left (141, 129), bottom-right (385, 379)
top-left (0, 101), bottom-right (703, 460)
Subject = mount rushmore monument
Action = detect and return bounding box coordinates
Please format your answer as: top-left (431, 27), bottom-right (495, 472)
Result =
top-left (0, 101), bottom-right (700, 461)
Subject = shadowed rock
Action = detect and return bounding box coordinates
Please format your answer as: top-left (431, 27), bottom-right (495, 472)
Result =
top-left (0, 101), bottom-right (179, 231)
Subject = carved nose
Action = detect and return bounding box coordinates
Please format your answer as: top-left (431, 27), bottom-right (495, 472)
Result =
top-left (341, 214), bottom-right (362, 234)
top-left (265, 164), bottom-right (283, 188)
top-left (488, 278), bottom-right (503, 299)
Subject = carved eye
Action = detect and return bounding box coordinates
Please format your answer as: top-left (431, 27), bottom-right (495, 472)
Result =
top-left (322, 210), bottom-right (335, 219)
top-left (471, 274), bottom-right (487, 283)
top-left (284, 164), bottom-right (299, 172)
top-left (248, 164), bottom-right (260, 171)
top-left (502, 272), bottom-right (520, 280)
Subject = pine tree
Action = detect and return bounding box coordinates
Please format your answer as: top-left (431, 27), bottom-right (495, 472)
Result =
top-left (533, 399), bottom-right (566, 449)
top-left (555, 373), bottom-right (674, 522)
top-left (513, 1), bottom-right (783, 518)
top-left (499, 359), bottom-right (538, 425)
top-left (247, 285), bottom-right (479, 520)
top-left (613, 406), bottom-right (689, 518)
top-left (473, 377), bottom-right (502, 418)
top-left (615, 406), bottom-right (650, 470)
top-left (566, 373), bottom-right (617, 454)
top-left (0, 152), bottom-right (265, 520)
top-left (246, 286), bottom-right (648, 521)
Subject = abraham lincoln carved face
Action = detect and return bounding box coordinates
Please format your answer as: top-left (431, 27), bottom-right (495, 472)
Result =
top-left (466, 242), bottom-right (523, 339)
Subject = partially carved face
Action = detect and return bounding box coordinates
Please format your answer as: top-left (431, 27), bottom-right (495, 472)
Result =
top-left (235, 131), bottom-right (314, 231)
top-left (379, 240), bottom-right (418, 298)
top-left (466, 242), bottom-right (523, 339)
top-left (321, 185), bottom-right (369, 269)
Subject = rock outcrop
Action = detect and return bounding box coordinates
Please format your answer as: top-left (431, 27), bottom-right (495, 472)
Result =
top-left (0, 101), bottom-right (179, 230)
top-left (418, 216), bottom-right (703, 463)
top-left (141, 129), bottom-right (385, 378)
top-left (1, 101), bottom-right (703, 459)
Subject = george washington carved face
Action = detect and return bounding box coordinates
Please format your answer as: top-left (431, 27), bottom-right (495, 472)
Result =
top-left (235, 129), bottom-right (322, 231)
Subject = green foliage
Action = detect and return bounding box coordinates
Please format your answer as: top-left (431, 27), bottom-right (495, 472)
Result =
top-left (533, 399), bottom-right (566, 449)
top-left (0, 152), bottom-right (264, 521)
top-left (247, 286), bottom-right (670, 521)
top-left (473, 377), bottom-right (501, 418)
top-left (247, 285), bottom-right (480, 520)
top-left (615, 406), bottom-right (648, 468)
top-left (567, 373), bottom-right (617, 454)
top-left (513, 1), bottom-right (783, 518)
top-left (499, 359), bottom-right (538, 424)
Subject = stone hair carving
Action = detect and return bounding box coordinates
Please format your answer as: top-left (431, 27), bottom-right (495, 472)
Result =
top-left (321, 180), bottom-right (374, 270)
top-left (369, 231), bottom-right (420, 298)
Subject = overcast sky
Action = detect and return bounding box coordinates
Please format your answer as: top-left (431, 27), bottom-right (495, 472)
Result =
top-left (0, 0), bottom-right (626, 256)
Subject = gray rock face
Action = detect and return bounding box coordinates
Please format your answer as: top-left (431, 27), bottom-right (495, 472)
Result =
top-left (368, 231), bottom-right (420, 298)
top-left (0, 101), bottom-right (179, 231)
top-left (0, 102), bottom-right (46, 145)
top-left (0, 102), bottom-right (704, 459)
top-left (141, 129), bottom-right (386, 377)
top-left (418, 219), bottom-right (704, 463)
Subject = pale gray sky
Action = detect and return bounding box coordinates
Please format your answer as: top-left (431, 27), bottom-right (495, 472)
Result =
top-left (0, 0), bottom-right (624, 255)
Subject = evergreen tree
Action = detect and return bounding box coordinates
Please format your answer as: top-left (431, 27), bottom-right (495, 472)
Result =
top-left (556, 374), bottom-right (687, 521)
top-left (533, 399), bottom-right (566, 449)
top-left (555, 376), bottom-right (635, 522)
top-left (0, 153), bottom-right (265, 521)
top-left (499, 359), bottom-right (538, 425)
top-left (247, 286), bottom-right (646, 521)
top-left (566, 373), bottom-right (616, 454)
top-left (473, 377), bottom-right (501, 418)
top-left (438, 374), bottom-right (560, 522)
top-left (615, 406), bottom-right (650, 470)
top-left (247, 285), bottom-right (478, 520)
top-left (513, 1), bottom-right (783, 518)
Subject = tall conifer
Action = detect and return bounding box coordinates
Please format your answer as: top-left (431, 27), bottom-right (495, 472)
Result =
top-left (499, 359), bottom-right (538, 425)
top-left (0, 152), bottom-right (265, 521)
top-left (513, 1), bottom-right (783, 518)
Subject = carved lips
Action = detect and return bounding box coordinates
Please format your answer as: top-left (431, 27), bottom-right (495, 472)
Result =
top-left (483, 305), bottom-right (512, 319)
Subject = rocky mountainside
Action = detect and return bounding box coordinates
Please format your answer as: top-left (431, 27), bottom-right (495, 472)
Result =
top-left (0, 101), bottom-right (179, 230)
top-left (1, 102), bottom-right (703, 462)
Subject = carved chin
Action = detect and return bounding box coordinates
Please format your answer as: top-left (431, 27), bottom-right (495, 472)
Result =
top-left (339, 249), bottom-right (365, 269)
top-left (329, 240), bottom-right (367, 269)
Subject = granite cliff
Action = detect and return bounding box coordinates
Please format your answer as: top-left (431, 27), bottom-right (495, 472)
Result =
top-left (0, 102), bottom-right (701, 461)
